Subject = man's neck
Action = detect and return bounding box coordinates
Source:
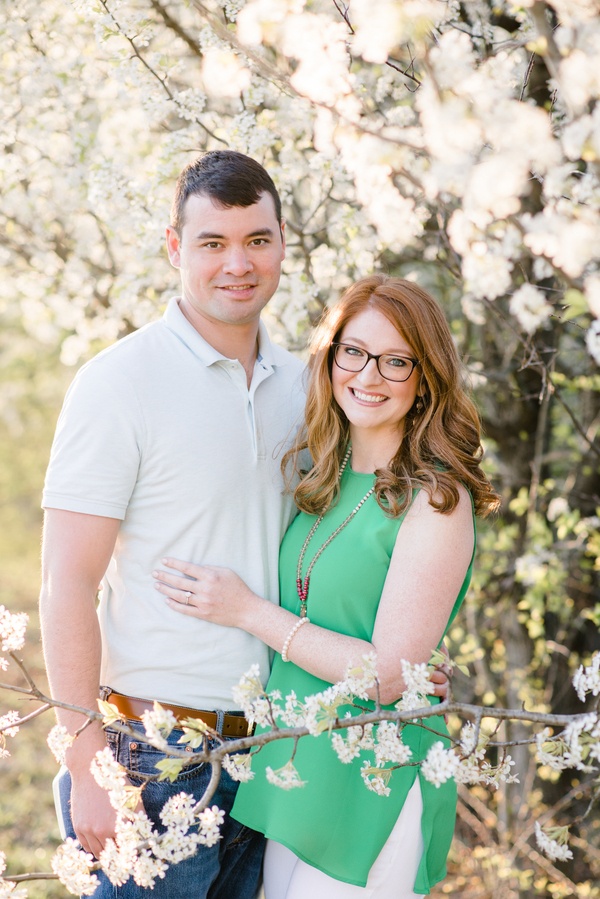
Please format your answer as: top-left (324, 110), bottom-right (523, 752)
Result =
top-left (179, 299), bottom-right (260, 385)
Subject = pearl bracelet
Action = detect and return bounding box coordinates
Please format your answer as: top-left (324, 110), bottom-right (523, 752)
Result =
top-left (281, 616), bottom-right (311, 662)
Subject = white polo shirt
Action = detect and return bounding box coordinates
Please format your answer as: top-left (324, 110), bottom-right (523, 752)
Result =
top-left (43, 298), bottom-right (306, 708)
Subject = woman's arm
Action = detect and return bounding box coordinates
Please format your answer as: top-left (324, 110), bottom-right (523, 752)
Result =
top-left (152, 486), bottom-right (473, 703)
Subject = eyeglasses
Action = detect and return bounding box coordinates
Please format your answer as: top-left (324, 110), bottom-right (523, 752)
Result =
top-left (332, 343), bottom-right (419, 383)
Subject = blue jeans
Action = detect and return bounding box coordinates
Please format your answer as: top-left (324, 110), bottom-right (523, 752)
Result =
top-left (57, 721), bottom-right (264, 898)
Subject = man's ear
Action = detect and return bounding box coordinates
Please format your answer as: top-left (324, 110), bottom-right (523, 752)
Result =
top-left (165, 226), bottom-right (181, 268)
top-left (280, 219), bottom-right (286, 260)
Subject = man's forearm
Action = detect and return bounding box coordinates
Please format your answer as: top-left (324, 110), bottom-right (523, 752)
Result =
top-left (40, 582), bottom-right (107, 770)
top-left (40, 509), bottom-right (121, 770)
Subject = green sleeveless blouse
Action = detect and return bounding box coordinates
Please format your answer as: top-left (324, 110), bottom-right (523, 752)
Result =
top-left (232, 467), bottom-right (475, 893)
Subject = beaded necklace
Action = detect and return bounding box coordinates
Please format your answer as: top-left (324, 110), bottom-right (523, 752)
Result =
top-left (296, 446), bottom-right (375, 618)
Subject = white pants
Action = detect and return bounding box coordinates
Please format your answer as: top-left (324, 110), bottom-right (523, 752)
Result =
top-left (263, 780), bottom-right (425, 899)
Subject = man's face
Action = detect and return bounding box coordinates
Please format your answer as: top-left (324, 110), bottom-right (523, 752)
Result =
top-left (166, 192), bottom-right (285, 330)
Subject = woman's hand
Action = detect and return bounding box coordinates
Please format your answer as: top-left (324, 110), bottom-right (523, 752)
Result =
top-left (152, 558), bottom-right (256, 628)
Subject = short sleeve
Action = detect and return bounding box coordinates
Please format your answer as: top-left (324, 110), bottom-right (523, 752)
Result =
top-left (42, 359), bottom-right (144, 519)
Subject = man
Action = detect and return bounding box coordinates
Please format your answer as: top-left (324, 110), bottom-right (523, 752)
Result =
top-left (40, 150), bottom-right (305, 898)
top-left (41, 150), bottom-right (450, 898)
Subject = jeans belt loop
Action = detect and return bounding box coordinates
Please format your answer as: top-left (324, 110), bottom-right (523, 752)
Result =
top-left (215, 709), bottom-right (225, 736)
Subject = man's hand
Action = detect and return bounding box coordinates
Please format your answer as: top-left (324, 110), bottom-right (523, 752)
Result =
top-left (69, 767), bottom-right (118, 859)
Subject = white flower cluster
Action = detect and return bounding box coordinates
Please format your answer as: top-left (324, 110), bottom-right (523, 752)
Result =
top-left (196, 806), bottom-right (225, 847)
top-left (343, 652), bottom-right (379, 699)
top-left (573, 651), bottom-right (600, 701)
top-left (331, 722), bottom-right (375, 765)
top-left (0, 711), bottom-right (19, 744)
top-left (509, 284), bottom-right (553, 335)
top-left (265, 760), bottom-right (307, 790)
top-left (87, 747), bottom-right (227, 887)
top-left (394, 660), bottom-right (433, 713)
top-left (534, 822), bottom-right (573, 863)
top-left (0, 605), bottom-right (28, 665)
top-left (360, 762), bottom-right (392, 797)
top-left (141, 703), bottom-right (179, 751)
top-left (100, 811), bottom-right (167, 889)
top-left (420, 741), bottom-right (460, 788)
top-left (46, 724), bottom-right (74, 766)
top-left (222, 751), bottom-right (255, 782)
top-left (231, 664), bottom-right (273, 728)
top-left (51, 839), bottom-right (99, 896)
top-left (373, 721), bottom-right (413, 768)
top-left (536, 712), bottom-right (600, 774)
top-left (218, 0), bottom-right (246, 22)
top-left (303, 684), bottom-right (349, 737)
top-left (0, 851), bottom-right (28, 898)
top-left (90, 746), bottom-right (143, 815)
top-left (419, 725), bottom-right (518, 791)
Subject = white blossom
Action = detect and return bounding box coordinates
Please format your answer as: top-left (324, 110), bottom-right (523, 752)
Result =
top-left (401, 660), bottom-right (433, 696)
top-left (274, 690), bottom-right (305, 728)
top-left (47, 725), bottom-right (74, 765)
top-left (342, 653), bottom-right (379, 699)
top-left (97, 839), bottom-right (135, 888)
top-left (360, 762), bottom-right (391, 797)
top-left (158, 792), bottom-right (196, 831)
top-left (201, 49), bottom-right (250, 97)
top-left (573, 653), bottom-right (600, 702)
top-left (547, 497), bottom-right (570, 522)
top-left (515, 548), bottom-right (553, 586)
top-left (89, 747), bottom-right (143, 813)
top-left (141, 702), bottom-right (179, 751)
top-left (0, 851), bottom-right (28, 898)
top-left (510, 284), bottom-right (553, 334)
top-left (0, 605), bottom-right (28, 654)
top-left (561, 713), bottom-right (600, 771)
top-left (51, 839), bottom-right (99, 896)
top-left (222, 752), bottom-right (255, 783)
top-left (459, 722), bottom-right (479, 756)
top-left (374, 721), bottom-right (412, 767)
top-left (331, 722), bottom-right (375, 764)
top-left (90, 747), bottom-right (128, 791)
top-left (265, 760), bottom-right (307, 790)
top-left (232, 665), bottom-right (267, 718)
top-left (534, 822), bottom-right (573, 863)
top-left (303, 684), bottom-right (346, 736)
top-left (0, 711), bottom-right (20, 740)
top-left (197, 805), bottom-right (226, 847)
top-left (420, 741), bottom-right (460, 788)
top-left (536, 728), bottom-right (569, 772)
top-left (586, 319), bottom-right (600, 366)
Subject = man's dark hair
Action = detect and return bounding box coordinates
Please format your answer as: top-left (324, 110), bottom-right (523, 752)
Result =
top-left (170, 150), bottom-right (282, 233)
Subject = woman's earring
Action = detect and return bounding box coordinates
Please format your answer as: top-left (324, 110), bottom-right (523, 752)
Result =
top-left (415, 396), bottom-right (424, 413)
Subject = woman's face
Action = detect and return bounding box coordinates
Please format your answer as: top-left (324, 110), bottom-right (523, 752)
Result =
top-left (331, 307), bottom-right (421, 445)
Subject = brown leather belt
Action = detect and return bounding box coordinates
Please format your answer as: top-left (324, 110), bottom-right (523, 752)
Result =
top-left (105, 691), bottom-right (252, 738)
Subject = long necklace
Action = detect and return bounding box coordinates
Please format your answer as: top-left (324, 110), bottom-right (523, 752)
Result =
top-left (296, 446), bottom-right (375, 618)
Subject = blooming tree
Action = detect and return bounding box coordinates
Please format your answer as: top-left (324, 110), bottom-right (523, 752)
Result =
top-left (1, 0), bottom-right (600, 895)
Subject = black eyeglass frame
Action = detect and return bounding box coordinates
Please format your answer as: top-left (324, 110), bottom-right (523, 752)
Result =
top-left (331, 342), bottom-right (419, 383)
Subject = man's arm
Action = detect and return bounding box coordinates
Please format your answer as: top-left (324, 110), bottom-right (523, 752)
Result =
top-left (40, 508), bottom-right (121, 858)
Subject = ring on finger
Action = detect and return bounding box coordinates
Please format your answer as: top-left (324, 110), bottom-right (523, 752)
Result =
top-left (184, 591), bottom-right (192, 605)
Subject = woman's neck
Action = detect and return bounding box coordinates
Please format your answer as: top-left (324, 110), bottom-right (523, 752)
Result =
top-left (348, 430), bottom-right (403, 473)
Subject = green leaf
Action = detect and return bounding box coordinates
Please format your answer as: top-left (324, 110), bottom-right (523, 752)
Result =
top-left (154, 758), bottom-right (187, 782)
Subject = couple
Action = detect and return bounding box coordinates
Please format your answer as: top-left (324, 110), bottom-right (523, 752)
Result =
top-left (40, 150), bottom-right (498, 898)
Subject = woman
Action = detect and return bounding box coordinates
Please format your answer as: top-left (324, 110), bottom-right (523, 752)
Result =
top-left (153, 275), bottom-right (499, 897)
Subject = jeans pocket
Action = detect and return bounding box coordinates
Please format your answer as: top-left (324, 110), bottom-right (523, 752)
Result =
top-left (125, 733), bottom-right (208, 785)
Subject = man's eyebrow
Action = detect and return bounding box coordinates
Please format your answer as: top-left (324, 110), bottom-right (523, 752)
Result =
top-left (194, 228), bottom-right (275, 240)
